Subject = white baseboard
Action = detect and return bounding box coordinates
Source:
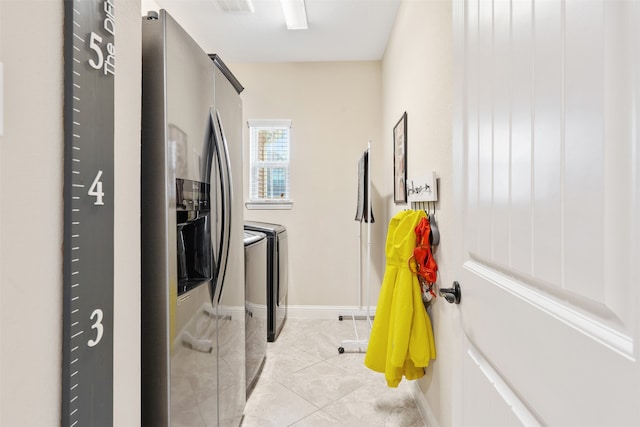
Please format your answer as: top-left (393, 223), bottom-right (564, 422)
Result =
top-left (412, 382), bottom-right (440, 427)
top-left (286, 305), bottom-right (376, 319)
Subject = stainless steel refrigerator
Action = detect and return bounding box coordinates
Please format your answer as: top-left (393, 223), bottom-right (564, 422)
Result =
top-left (141, 10), bottom-right (245, 426)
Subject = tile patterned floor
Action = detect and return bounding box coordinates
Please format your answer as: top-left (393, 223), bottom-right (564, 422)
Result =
top-left (241, 318), bottom-right (426, 427)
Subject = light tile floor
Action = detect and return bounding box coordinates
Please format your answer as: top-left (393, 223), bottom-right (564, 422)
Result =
top-left (241, 318), bottom-right (427, 427)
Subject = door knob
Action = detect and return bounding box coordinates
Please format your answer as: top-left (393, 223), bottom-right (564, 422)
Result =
top-left (439, 281), bottom-right (461, 304)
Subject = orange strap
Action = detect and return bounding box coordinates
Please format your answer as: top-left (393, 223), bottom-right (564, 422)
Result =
top-left (408, 216), bottom-right (438, 296)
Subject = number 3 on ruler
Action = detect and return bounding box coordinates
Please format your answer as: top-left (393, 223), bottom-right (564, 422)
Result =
top-left (88, 308), bottom-right (104, 347)
top-left (88, 170), bottom-right (105, 205)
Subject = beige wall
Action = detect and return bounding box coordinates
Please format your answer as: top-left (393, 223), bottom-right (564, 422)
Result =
top-left (0, 2), bottom-right (64, 424)
top-left (114, 2), bottom-right (142, 424)
top-left (0, 1), bottom-right (141, 424)
top-left (231, 61), bottom-right (385, 309)
top-left (382, 0), bottom-right (454, 425)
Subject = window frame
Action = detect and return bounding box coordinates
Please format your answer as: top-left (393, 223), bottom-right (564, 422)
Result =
top-left (246, 119), bottom-right (293, 210)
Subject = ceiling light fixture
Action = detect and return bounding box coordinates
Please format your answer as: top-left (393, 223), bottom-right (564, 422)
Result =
top-left (280, 0), bottom-right (308, 30)
top-left (214, 0), bottom-right (255, 13)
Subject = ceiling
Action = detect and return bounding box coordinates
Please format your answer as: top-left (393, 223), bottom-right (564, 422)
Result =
top-left (144, 0), bottom-right (401, 63)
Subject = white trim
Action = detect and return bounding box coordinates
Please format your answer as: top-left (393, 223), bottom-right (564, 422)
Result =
top-left (412, 382), bottom-right (440, 427)
top-left (286, 305), bottom-right (377, 319)
top-left (247, 119), bottom-right (292, 128)
top-left (465, 260), bottom-right (635, 360)
top-left (467, 346), bottom-right (542, 426)
top-left (245, 200), bottom-right (293, 210)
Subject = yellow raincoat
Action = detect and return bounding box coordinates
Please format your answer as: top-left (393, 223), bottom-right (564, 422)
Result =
top-left (364, 210), bottom-right (437, 387)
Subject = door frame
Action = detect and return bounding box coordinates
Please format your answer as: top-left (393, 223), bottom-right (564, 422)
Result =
top-left (451, 0), bottom-right (466, 425)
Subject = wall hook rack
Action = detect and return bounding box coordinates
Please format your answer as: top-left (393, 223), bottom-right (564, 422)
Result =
top-left (407, 172), bottom-right (438, 203)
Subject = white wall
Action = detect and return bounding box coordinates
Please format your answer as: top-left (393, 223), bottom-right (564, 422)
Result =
top-left (231, 61), bottom-right (385, 311)
top-left (0, 1), bottom-right (141, 424)
top-left (382, 0), bottom-right (454, 425)
top-left (141, 0), bottom-right (162, 16)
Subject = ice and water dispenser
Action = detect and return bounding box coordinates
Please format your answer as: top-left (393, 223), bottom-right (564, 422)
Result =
top-left (176, 178), bottom-right (212, 295)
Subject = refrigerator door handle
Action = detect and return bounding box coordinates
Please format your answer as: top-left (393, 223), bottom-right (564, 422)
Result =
top-left (210, 108), bottom-right (233, 304)
top-left (208, 109), bottom-right (225, 304)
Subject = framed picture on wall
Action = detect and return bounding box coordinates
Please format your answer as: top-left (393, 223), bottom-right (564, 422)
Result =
top-left (393, 112), bottom-right (407, 204)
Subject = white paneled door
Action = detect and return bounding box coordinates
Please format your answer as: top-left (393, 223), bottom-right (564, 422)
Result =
top-left (452, 0), bottom-right (640, 425)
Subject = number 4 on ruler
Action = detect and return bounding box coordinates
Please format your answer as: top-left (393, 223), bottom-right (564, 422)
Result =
top-left (88, 170), bottom-right (105, 205)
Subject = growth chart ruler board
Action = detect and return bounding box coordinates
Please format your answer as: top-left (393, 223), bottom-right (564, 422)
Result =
top-left (62, 0), bottom-right (116, 425)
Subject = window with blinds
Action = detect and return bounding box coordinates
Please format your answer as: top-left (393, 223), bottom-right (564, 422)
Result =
top-left (248, 120), bottom-right (291, 204)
